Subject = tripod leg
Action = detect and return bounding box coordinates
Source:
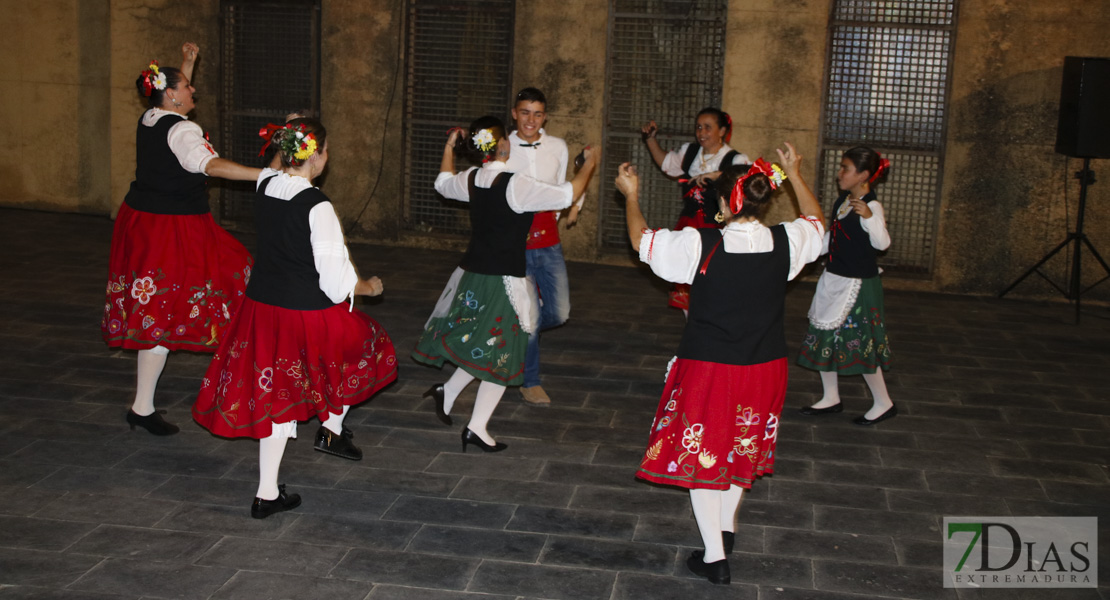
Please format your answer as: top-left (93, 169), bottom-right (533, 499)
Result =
top-left (999, 234), bottom-right (1076, 298)
top-left (1079, 235), bottom-right (1110, 276)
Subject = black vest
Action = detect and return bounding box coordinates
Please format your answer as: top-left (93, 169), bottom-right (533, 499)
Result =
top-left (679, 144), bottom-right (741, 225)
top-left (458, 170), bottom-right (533, 277)
top-left (826, 191), bottom-right (880, 279)
top-left (245, 176), bottom-right (337, 310)
top-left (676, 226), bottom-right (790, 365)
top-left (124, 113), bottom-right (210, 215)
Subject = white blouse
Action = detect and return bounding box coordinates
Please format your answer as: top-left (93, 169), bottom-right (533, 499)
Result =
top-left (256, 169), bottom-right (359, 306)
top-left (142, 109), bottom-right (218, 174)
top-left (660, 142), bottom-right (751, 178)
top-left (434, 161), bottom-right (574, 212)
top-left (639, 217), bottom-right (826, 284)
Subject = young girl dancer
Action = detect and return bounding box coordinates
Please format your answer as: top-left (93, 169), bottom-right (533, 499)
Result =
top-left (414, 117), bottom-right (597, 452)
top-left (103, 44), bottom-right (260, 435)
top-left (641, 109), bottom-right (751, 311)
top-left (618, 143), bottom-right (825, 584)
top-left (192, 119), bottom-right (397, 518)
top-left (797, 146), bottom-right (895, 425)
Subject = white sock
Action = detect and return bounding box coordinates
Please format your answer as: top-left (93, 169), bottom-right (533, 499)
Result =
top-left (810, 371), bottom-right (841, 409)
top-left (131, 346), bottom-right (169, 416)
top-left (862, 370), bottom-right (894, 419)
top-left (443, 368), bottom-right (475, 415)
top-left (690, 488), bottom-right (726, 563)
top-left (720, 485), bottom-right (744, 534)
top-left (322, 405), bottom-right (350, 435)
top-left (466, 381), bottom-right (506, 445)
top-left (257, 432), bottom-right (289, 500)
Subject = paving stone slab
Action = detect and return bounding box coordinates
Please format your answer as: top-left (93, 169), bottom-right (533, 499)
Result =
top-left (32, 466), bottom-right (170, 498)
top-left (0, 485), bottom-right (64, 517)
top-left (366, 585), bottom-right (515, 599)
top-left (331, 548), bottom-right (478, 589)
top-left (0, 548), bottom-right (103, 588)
top-left (540, 535), bottom-right (676, 574)
top-left (449, 476), bottom-right (575, 508)
top-left (196, 535), bottom-right (350, 575)
top-left (506, 506), bottom-right (638, 540)
top-left (155, 503), bottom-right (292, 538)
top-left (336, 466), bottom-right (460, 497)
top-left (0, 587), bottom-right (136, 600)
top-left (886, 489), bottom-right (1012, 517)
top-left (209, 571), bottom-right (372, 600)
top-left (383, 495), bottom-right (515, 529)
top-left (612, 572), bottom-right (758, 599)
top-left (765, 527), bottom-right (898, 564)
top-left (408, 524), bottom-right (546, 562)
top-left (69, 558), bottom-right (236, 600)
top-left (468, 561), bottom-right (616, 599)
top-left (35, 492), bottom-right (179, 527)
top-left (0, 514), bottom-right (98, 552)
top-left (67, 524), bottom-right (219, 561)
top-left (280, 514), bottom-right (419, 550)
top-left (570, 485), bottom-right (692, 518)
top-left (814, 506), bottom-right (940, 541)
top-left (813, 560), bottom-right (958, 600)
top-left (425, 453), bottom-right (546, 481)
top-left (737, 499), bottom-right (815, 530)
top-left (814, 463), bottom-right (927, 491)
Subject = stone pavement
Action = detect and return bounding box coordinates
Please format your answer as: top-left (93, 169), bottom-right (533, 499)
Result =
top-left (0, 207), bottom-right (1108, 600)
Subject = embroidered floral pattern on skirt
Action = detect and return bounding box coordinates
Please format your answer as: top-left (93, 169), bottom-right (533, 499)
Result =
top-left (192, 298), bottom-right (397, 439)
top-left (102, 204), bottom-right (251, 351)
top-left (798, 275), bottom-right (892, 375)
top-left (413, 270), bottom-right (526, 385)
top-left (637, 357), bottom-right (787, 490)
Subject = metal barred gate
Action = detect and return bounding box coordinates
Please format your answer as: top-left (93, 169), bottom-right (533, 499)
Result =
top-left (818, 0), bottom-right (959, 274)
top-left (217, 0), bottom-right (322, 229)
top-left (598, 0), bottom-right (728, 251)
top-left (401, 0), bottom-right (515, 236)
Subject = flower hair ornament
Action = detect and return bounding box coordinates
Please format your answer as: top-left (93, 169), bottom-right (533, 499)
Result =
top-left (257, 122), bottom-right (318, 165)
top-left (728, 158), bottom-right (787, 215)
top-left (869, 154), bottom-right (891, 183)
top-left (139, 60), bottom-right (167, 97)
top-left (723, 112), bottom-right (733, 143)
top-left (472, 129), bottom-right (496, 153)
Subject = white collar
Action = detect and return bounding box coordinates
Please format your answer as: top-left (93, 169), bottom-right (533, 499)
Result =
top-left (723, 219), bottom-right (764, 231)
top-left (480, 161), bottom-right (508, 172)
top-left (509, 129), bottom-right (545, 145)
top-left (142, 108), bottom-right (189, 126)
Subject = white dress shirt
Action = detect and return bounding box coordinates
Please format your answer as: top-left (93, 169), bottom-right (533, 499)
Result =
top-left (256, 168), bottom-right (359, 306)
top-left (142, 108), bottom-right (218, 174)
top-left (660, 142), bottom-right (751, 178)
top-left (434, 161), bottom-right (574, 213)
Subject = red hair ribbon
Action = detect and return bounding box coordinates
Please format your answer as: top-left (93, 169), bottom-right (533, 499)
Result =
top-left (728, 158), bottom-right (778, 215)
top-left (869, 155), bottom-right (890, 183)
top-left (257, 123), bottom-right (285, 156)
top-left (723, 112), bottom-right (732, 143)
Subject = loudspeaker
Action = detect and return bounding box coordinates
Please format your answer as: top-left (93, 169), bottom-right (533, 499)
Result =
top-left (1056, 56), bottom-right (1110, 159)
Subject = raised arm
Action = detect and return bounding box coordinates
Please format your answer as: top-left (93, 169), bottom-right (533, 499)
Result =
top-left (205, 158), bottom-right (263, 182)
top-left (616, 163), bottom-right (648, 250)
top-left (441, 128), bottom-right (461, 175)
top-left (641, 120), bottom-right (668, 169)
top-left (180, 42), bottom-right (199, 82)
top-left (568, 145), bottom-right (600, 200)
top-left (776, 142), bottom-right (823, 223)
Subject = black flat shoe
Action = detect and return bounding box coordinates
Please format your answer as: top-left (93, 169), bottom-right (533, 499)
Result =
top-left (722, 531), bottom-right (734, 555)
top-left (461, 427), bottom-right (507, 453)
top-left (251, 484), bottom-right (301, 519)
top-left (853, 404), bottom-right (897, 426)
top-left (424, 384), bottom-right (452, 426)
top-left (798, 402), bottom-right (843, 416)
top-left (313, 425), bottom-right (362, 460)
top-left (126, 409), bottom-right (179, 436)
top-left (687, 551), bottom-right (730, 584)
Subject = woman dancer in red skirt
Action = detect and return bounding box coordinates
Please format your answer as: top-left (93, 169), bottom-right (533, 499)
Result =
top-left (193, 118), bottom-right (397, 518)
top-left (103, 43), bottom-right (261, 435)
top-left (617, 143), bottom-right (824, 584)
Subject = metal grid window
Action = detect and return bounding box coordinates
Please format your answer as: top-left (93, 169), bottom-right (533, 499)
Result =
top-left (598, 0), bottom-right (727, 251)
top-left (218, 0), bottom-right (321, 228)
top-left (401, 0), bottom-right (514, 236)
top-left (819, 0), bottom-right (957, 274)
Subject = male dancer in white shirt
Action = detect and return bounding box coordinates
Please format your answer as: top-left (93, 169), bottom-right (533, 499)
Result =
top-left (505, 88), bottom-right (584, 405)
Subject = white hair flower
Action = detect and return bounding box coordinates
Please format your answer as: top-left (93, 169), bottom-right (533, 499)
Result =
top-left (152, 72), bottom-right (167, 91)
top-left (473, 128), bottom-right (496, 152)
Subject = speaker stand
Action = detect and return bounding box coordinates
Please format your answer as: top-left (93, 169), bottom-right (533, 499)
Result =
top-left (1000, 159), bottom-right (1110, 323)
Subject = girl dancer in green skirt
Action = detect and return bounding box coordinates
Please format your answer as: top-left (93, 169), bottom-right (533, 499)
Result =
top-left (797, 146), bottom-right (895, 425)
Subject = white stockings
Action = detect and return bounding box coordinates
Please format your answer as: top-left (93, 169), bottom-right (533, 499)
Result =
top-left (131, 346), bottom-right (169, 416)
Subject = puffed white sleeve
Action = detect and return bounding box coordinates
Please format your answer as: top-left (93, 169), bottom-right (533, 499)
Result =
top-left (166, 120), bottom-right (218, 174)
top-left (860, 201), bottom-right (892, 251)
top-left (505, 174), bottom-right (573, 213)
top-left (729, 152), bottom-right (752, 166)
top-left (781, 217), bottom-right (827, 280)
top-left (637, 227), bottom-right (702, 284)
top-left (308, 201), bottom-right (359, 305)
top-left (660, 143), bottom-right (689, 178)
top-left (434, 168), bottom-right (475, 202)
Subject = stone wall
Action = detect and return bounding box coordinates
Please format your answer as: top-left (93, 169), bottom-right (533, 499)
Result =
top-left (4, 0), bottom-right (1109, 301)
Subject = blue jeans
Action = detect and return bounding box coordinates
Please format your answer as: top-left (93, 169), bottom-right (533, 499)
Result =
top-left (523, 244), bottom-right (571, 387)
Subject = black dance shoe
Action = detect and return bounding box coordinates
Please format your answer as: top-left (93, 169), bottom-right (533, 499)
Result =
top-left (722, 531), bottom-right (735, 555)
top-left (853, 404), bottom-right (897, 426)
top-left (126, 409), bottom-right (179, 436)
top-left (461, 427), bottom-right (507, 453)
top-left (687, 551), bottom-right (730, 584)
top-left (250, 484), bottom-right (301, 519)
top-left (313, 426), bottom-right (363, 460)
top-left (424, 384), bottom-right (452, 426)
top-left (798, 402), bottom-right (843, 416)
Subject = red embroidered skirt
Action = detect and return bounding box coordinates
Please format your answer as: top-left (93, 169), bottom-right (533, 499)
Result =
top-left (637, 357), bottom-right (786, 490)
top-left (667, 213), bottom-right (721, 310)
top-left (192, 298), bottom-right (398, 439)
top-left (101, 204), bottom-right (252, 352)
